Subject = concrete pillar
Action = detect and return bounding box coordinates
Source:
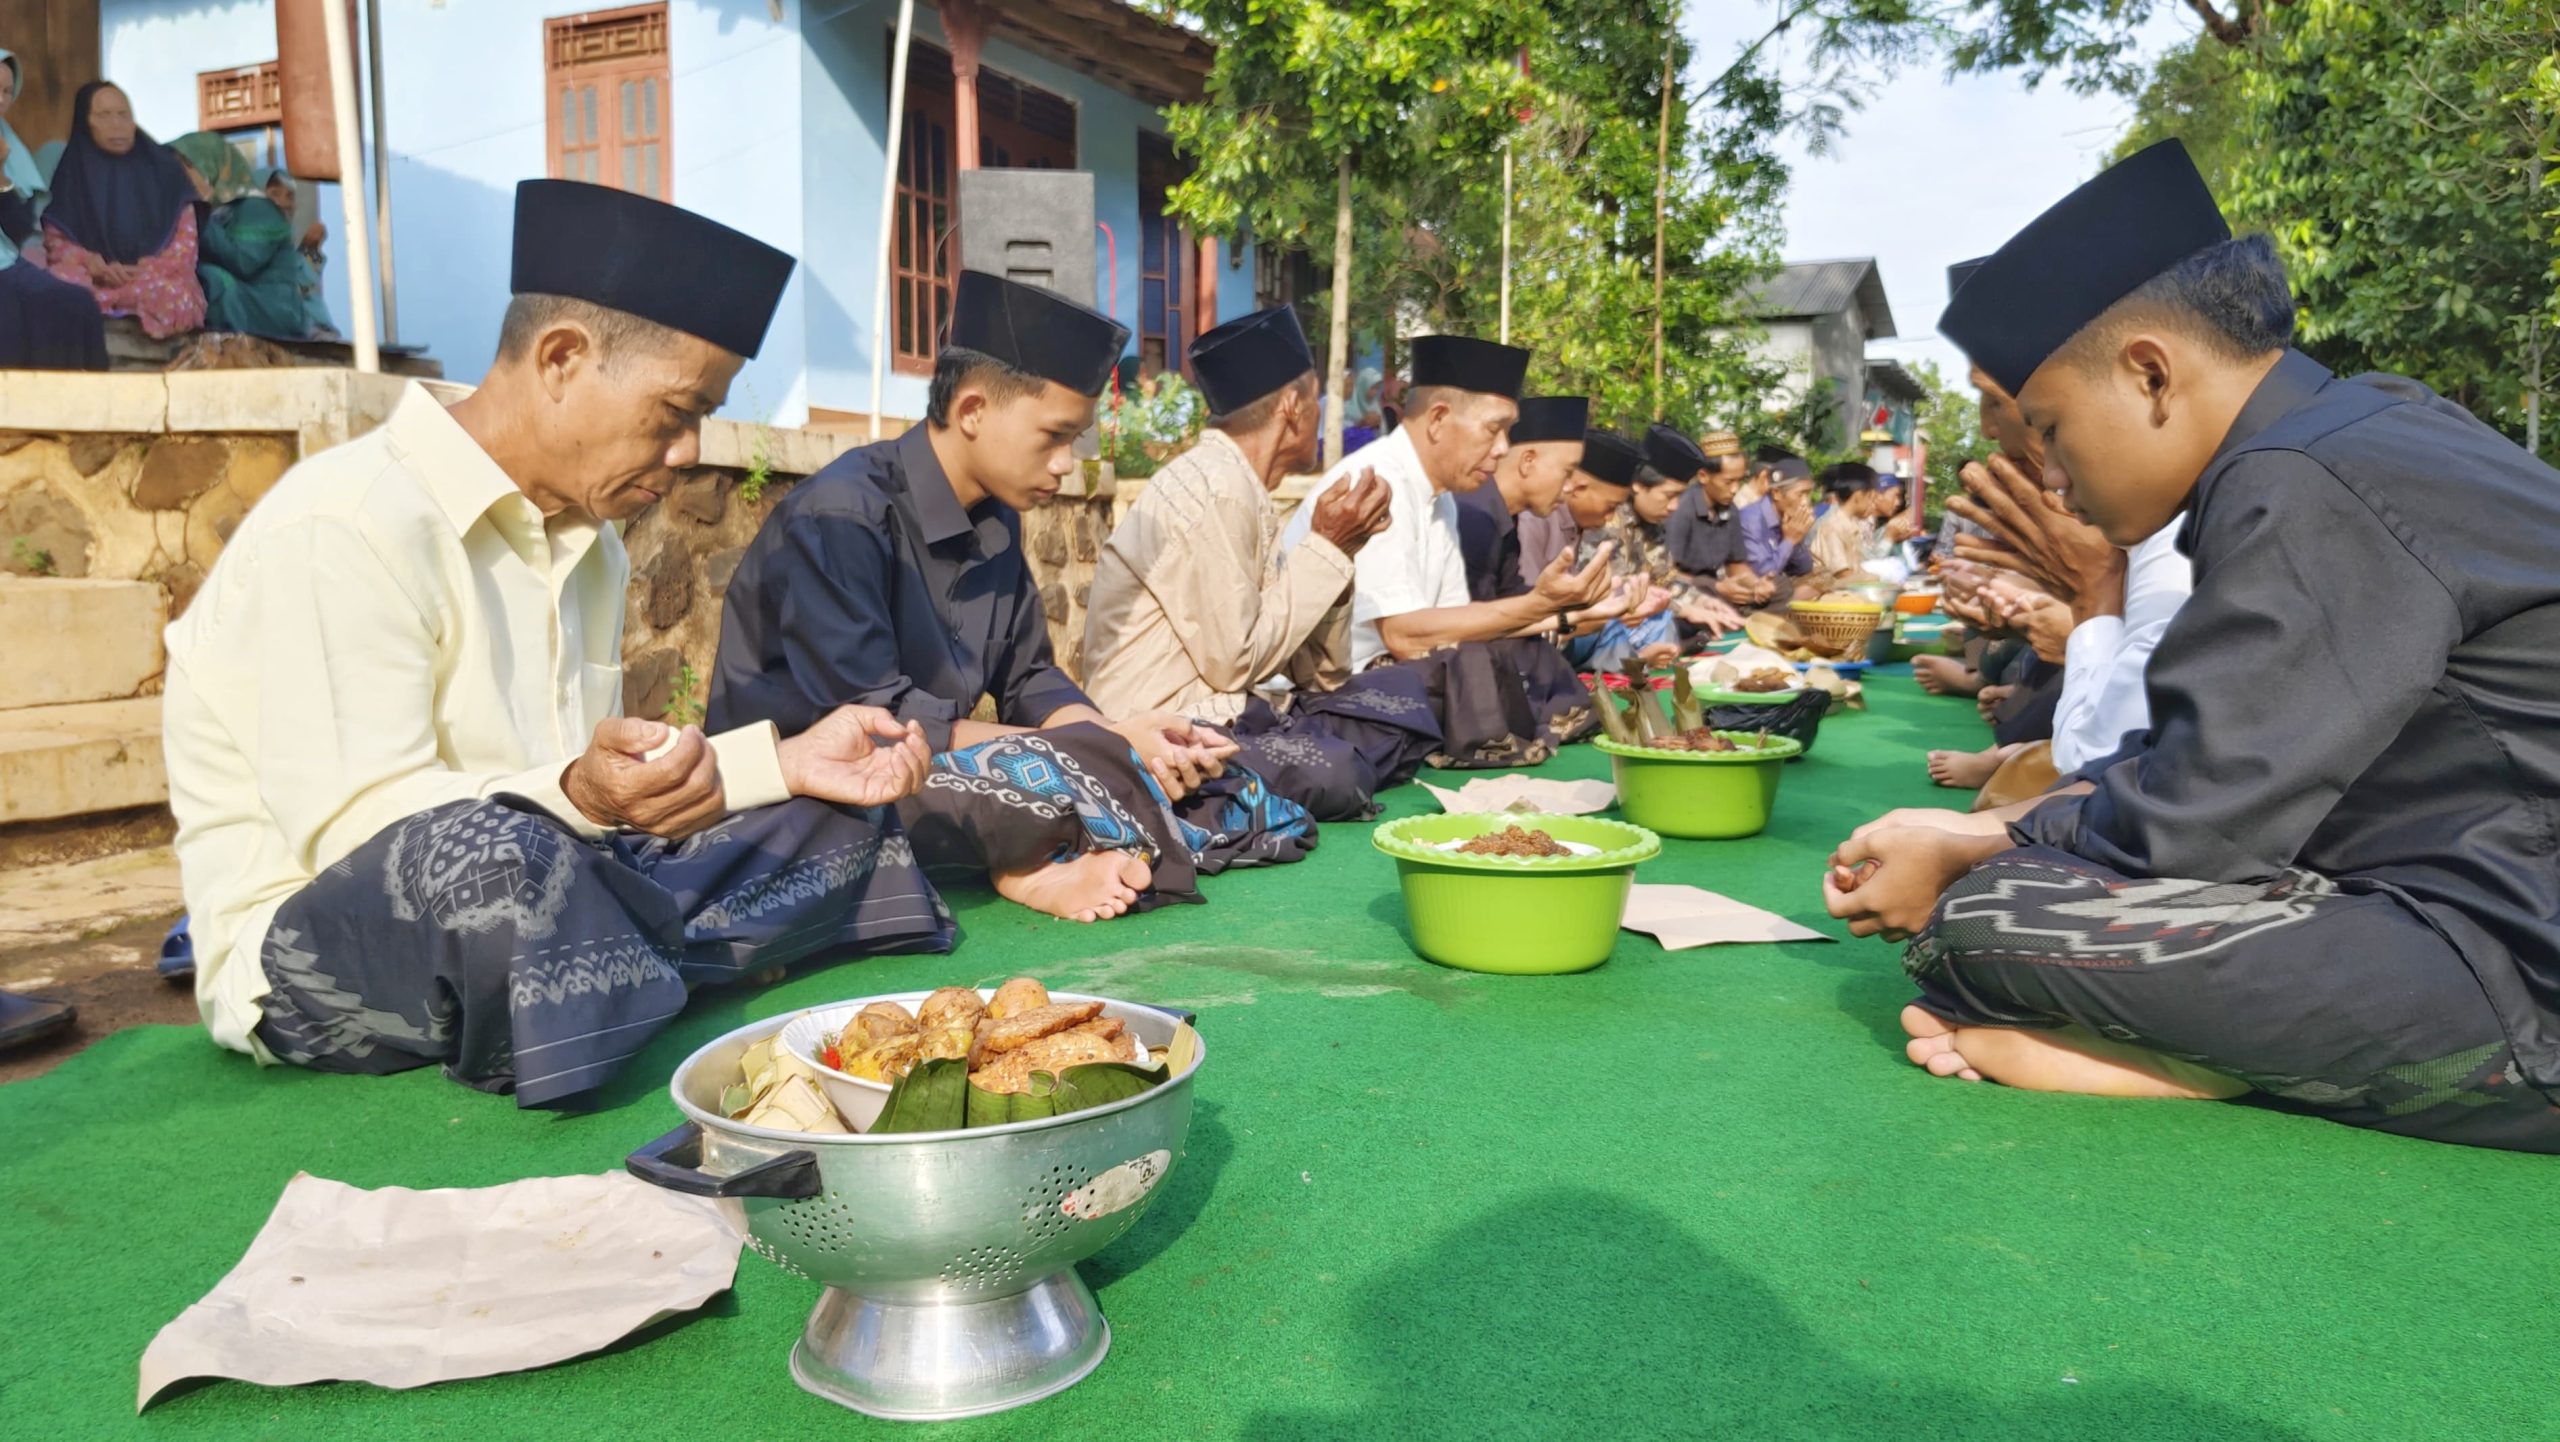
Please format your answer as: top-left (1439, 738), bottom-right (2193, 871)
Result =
top-left (945, 0), bottom-right (987, 173)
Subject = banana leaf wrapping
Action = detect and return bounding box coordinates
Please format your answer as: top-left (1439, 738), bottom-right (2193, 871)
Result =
top-left (870, 1054), bottom-right (1176, 1134)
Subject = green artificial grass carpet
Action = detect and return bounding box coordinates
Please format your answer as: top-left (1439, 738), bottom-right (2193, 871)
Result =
top-left (7, 674), bottom-right (2557, 1441)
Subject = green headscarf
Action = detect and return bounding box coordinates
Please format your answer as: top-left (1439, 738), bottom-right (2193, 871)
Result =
top-left (168, 130), bottom-right (258, 206)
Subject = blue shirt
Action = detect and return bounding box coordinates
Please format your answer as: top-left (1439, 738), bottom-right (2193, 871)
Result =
top-left (707, 424), bottom-right (1093, 750)
top-left (1738, 496), bottom-right (1814, 577)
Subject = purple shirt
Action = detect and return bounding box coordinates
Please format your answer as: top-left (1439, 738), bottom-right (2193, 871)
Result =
top-left (1740, 497), bottom-right (1814, 577)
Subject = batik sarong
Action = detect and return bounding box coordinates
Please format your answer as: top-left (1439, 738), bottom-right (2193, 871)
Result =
top-left (899, 723), bottom-right (1315, 908)
top-left (1907, 845), bottom-right (2560, 1152)
top-left (253, 792), bottom-right (951, 1108)
top-left (1229, 637), bottom-right (1597, 822)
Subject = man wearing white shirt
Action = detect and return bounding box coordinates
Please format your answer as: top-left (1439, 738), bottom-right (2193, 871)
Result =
top-left (1278, 334), bottom-right (1615, 669)
top-left (162, 182), bottom-right (952, 1107)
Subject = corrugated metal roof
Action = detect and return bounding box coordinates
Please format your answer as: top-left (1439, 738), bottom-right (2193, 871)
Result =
top-left (1748, 259), bottom-right (1897, 339)
top-left (1865, 359), bottom-right (1927, 402)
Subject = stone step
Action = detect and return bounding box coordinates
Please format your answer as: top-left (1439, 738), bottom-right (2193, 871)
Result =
top-left (0, 698), bottom-right (166, 825)
top-left (0, 577), bottom-right (167, 708)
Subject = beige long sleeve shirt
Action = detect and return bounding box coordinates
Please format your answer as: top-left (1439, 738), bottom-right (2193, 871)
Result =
top-left (162, 384), bottom-right (789, 1061)
top-left (1081, 428), bottom-right (1356, 723)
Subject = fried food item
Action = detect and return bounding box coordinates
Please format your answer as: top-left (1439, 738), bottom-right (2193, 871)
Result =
top-left (1732, 668), bottom-right (1796, 693)
top-left (917, 1024), bottom-right (975, 1063)
top-left (973, 1000), bottom-right (1106, 1060)
top-left (1068, 1015), bottom-right (1126, 1044)
top-left (1455, 825), bottom-right (1572, 858)
top-left (970, 1027), bottom-right (1135, 1095)
top-left (918, 986), bottom-right (987, 1032)
top-left (849, 1001), bottom-right (921, 1047)
top-left (842, 1031), bottom-right (923, 1083)
top-left (1643, 728), bottom-right (1739, 753)
top-left (987, 977), bottom-right (1051, 1021)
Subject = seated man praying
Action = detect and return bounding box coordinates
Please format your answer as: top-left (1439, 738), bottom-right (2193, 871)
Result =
top-left (710, 271), bottom-right (1312, 924)
top-left (1826, 140), bottom-right (2560, 1153)
top-left (1454, 395), bottom-right (1589, 603)
top-left (162, 182), bottom-right (952, 1108)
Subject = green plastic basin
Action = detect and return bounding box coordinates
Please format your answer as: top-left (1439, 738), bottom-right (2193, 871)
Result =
top-left (1372, 813), bottom-right (1661, 975)
top-left (1689, 686), bottom-right (1799, 707)
top-left (1596, 733), bottom-right (1804, 839)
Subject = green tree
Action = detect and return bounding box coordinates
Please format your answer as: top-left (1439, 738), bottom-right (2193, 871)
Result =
top-left (1910, 358), bottom-right (1985, 530)
top-left (2122, 1), bottom-right (2559, 460)
top-left (1165, 0), bottom-right (1530, 466)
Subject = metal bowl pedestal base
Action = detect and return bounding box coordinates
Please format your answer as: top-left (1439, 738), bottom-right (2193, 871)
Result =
top-left (789, 1270), bottom-right (1111, 1421)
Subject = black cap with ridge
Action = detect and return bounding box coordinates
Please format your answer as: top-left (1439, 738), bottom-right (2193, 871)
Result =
top-left (1191, 305), bottom-right (1316, 415)
top-left (1409, 334), bottom-right (1531, 398)
top-left (1509, 396), bottom-right (1590, 444)
top-left (1938, 141), bottom-right (2232, 396)
top-left (1945, 255), bottom-right (1990, 303)
top-left (511, 179), bottom-right (796, 358)
top-left (1577, 429), bottom-right (1643, 488)
top-left (1642, 423), bottom-right (1707, 482)
top-left (948, 269), bottom-right (1133, 397)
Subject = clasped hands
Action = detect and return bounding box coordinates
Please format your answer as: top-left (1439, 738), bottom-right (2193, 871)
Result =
top-left (1111, 711), bottom-right (1240, 802)
top-left (1821, 808), bottom-right (2014, 941)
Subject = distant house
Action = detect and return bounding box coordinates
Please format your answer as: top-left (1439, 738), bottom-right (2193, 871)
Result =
top-left (1735, 257), bottom-right (1897, 453)
top-left (95, 0), bottom-right (1275, 428)
top-left (1860, 357), bottom-right (1928, 480)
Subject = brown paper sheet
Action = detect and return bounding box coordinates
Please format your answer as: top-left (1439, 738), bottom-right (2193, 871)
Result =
top-left (1621, 883), bottom-right (1837, 950)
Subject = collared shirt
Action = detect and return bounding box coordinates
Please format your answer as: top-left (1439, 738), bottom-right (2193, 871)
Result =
top-left (708, 424), bottom-right (1093, 749)
top-left (1278, 426), bottom-right (1464, 672)
top-left (2048, 524), bottom-right (2191, 771)
top-left (2017, 349), bottom-right (2560, 1095)
top-left (1662, 485), bottom-right (1741, 579)
top-left (1454, 481), bottom-right (1528, 601)
top-left (1807, 507), bottom-right (1873, 576)
top-left (1081, 428), bottom-right (1355, 723)
top-left (162, 383), bottom-right (789, 1059)
top-left (1738, 496), bottom-right (1815, 577)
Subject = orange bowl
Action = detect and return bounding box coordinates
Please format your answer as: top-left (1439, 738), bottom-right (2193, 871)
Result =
top-left (1895, 591), bottom-right (1940, 615)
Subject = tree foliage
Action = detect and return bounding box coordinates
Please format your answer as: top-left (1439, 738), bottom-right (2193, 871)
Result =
top-left (2120, 0), bottom-right (2559, 459)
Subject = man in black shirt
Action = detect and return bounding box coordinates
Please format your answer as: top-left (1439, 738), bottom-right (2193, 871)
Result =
top-left (1825, 141), bottom-right (2560, 1151)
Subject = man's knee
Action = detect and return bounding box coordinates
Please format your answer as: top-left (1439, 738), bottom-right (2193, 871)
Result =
top-left (381, 796), bottom-right (587, 939)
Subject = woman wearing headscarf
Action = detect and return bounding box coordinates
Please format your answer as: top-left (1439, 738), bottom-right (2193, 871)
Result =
top-left (0, 49), bottom-right (108, 369)
top-left (41, 80), bottom-right (206, 339)
top-left (259, 168), bottom-right (336, 338)
top-left (170, 132), bottom-right (316, 339)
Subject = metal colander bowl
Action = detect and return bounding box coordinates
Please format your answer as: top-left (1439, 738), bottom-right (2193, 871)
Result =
top-left (625, 996), bottom-right (1204, 1421)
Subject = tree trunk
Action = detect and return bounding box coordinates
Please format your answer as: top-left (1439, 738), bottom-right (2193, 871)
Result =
top-left (1652, 45), bottom-right (1672, 420)
top-left (1325, 153), bottom-right (1353, 469)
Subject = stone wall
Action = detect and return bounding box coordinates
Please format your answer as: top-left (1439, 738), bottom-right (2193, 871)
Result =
top-left (0, 368), bottom-right (1119, 721)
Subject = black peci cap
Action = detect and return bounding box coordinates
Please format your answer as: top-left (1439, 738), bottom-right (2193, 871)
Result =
top-left (1642, 423), bottom-right (1707, 482)
top-left (1409, 334), bottom-right (1531, 398)
top-left (511, 180), bottom-right (796, 358)
top-left (948, 269), bottom-right (1133, 397)
top-left (1509, 396), bottom-right (1590, 444)
top-left (1945, 254), bottom-right (1989, 303)
top-left (1938, 141), bottom-right (2232, 396)
top-left (1577, 428), bottom-right (1643, 488)
top-left (1191, 305), bottom-right (1316, 415)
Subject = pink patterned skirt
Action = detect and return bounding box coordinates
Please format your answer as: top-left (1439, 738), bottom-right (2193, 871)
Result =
top-left (43, 206), bottom-right (208, 340)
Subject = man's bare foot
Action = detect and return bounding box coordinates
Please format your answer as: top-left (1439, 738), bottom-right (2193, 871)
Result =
top-left (994, 850), bottom-right (1153, 923)
top-left (743, 966), bottom-right (789, 987)
top-left (1913, 654), bottom-right (1984, 697)
top-left (1898, 1004), bottom-right (2248, 1099)
top-left (1927, 743), bottom-right (2017, 789)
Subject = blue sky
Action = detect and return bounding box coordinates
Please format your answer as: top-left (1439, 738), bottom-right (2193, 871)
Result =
top-left (1683, 3), bottom-right (2199, 382)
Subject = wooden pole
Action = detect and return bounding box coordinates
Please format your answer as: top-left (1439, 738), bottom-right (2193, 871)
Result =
top-left (946, 0), bottom-right (984, 174)
top-left (1499, 143), bottom-right (1513, 344)
top-left (1324, 153), bottom-right (1352, 468)
top-left (868, 0), bottom-right (918, 440)
top-left (364, 0), bottom-right (396, 343)
top-left (318, 0), bottom-right (378, 372)
top-left (1652, 44), bottom-right (1671, 420)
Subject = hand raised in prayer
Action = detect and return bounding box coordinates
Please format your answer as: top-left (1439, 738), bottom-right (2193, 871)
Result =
top-left (1712, 572), bottom-right (1762, 606)
top-left (1622, 580), bottom-right (1671, 623)
top-left (1310, 469), bottom-right (1393, 557)
top-left (1531, 540), bottom-right (1617, 611)
top-left (1950, 454), bottom-right (2122, 614)
top-left (1780, 494), bottom-right (1815, 543)
top-left (1978, 575), bottom-right (2074, 665)
top-left (1676, 592), bottom-right (1744, 636)
top-left (1112, 711), bottom-right (1238, 803)
top-left (564, 717), bottom-right (728, 839)
top-left (779, 705), bottom-right (932, 808)
top-left (1822, 824), bottom-right (1995, 941)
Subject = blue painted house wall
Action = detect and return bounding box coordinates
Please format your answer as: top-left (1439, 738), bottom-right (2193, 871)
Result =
top-left (95, 0), bottom-right (1250, 427)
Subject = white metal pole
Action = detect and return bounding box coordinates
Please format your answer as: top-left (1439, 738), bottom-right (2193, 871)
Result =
top-left (319, 0), bottom-right (379, 372)
top-left (1499, 143), bottom-right (1512, 345)
top-left (868, 0), bottom-right (918, 441)
top-left (365, 0), bottom-right (397, 343)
